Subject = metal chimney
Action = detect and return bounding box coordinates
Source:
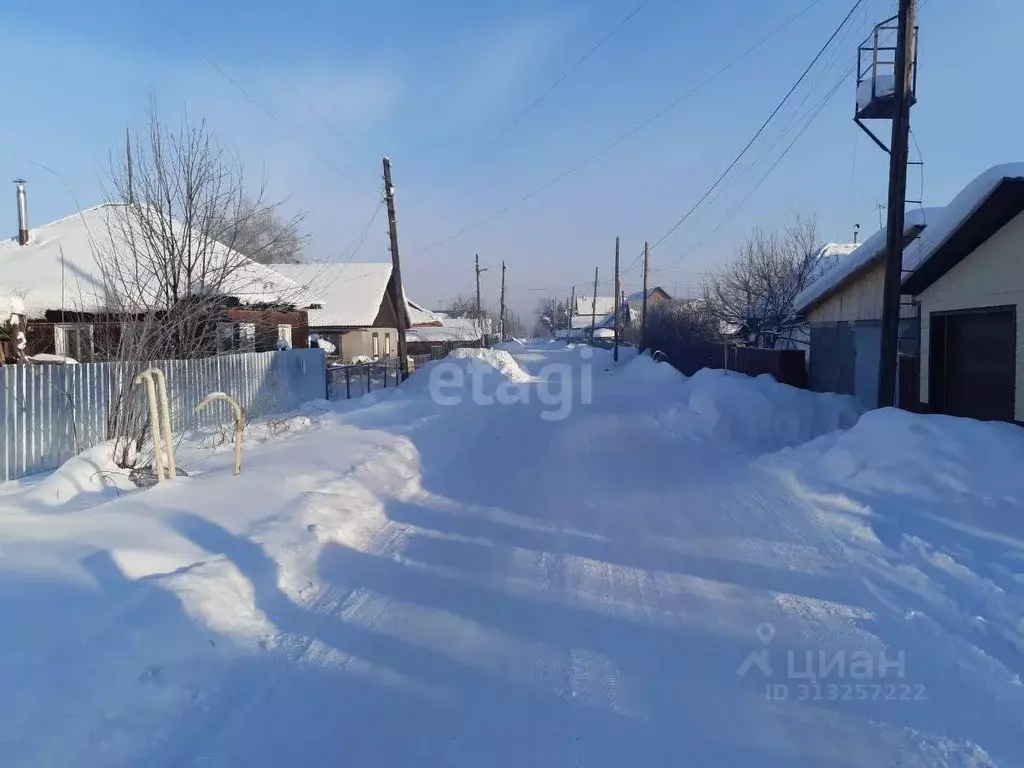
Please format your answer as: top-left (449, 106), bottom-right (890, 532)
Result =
top-left (13, 179), bottom-right (28, 246)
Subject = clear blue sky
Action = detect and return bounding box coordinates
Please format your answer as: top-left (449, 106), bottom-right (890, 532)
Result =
top-left (1, 0), bottom-right (1021, 316)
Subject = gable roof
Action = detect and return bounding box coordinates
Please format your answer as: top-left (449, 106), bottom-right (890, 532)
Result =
top-left (902, 165), bottom-right (1024, 294)
top-left (406, 317), bottom-right (484, 343)
top-left (575, 295), bottom-right (616, 316)
top-left (272, 262), bottom-right (398, 328)
top-left (793, 208), bottom-right (939, 313)
top-left (0, 204), bottom-right (304, 316)
top-left (796, 163), bottom-right (1024, 313)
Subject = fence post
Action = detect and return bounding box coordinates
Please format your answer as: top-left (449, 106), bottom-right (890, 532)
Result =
top-left (367, 365), bottom-right (372, 393)
top-left (345, 366), bottom-right (351, 400)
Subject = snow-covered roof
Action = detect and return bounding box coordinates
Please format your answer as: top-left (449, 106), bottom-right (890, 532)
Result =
top-left (796, 163), bottom-right (1024, 313)
top-left (272, 262), bottom-right (396, 328)
top-left (575, 295), bottom-right (616, 316)
top-left (0, 204), bottom-right (304, 316)
top-left (406, 317), bottom-right (484, 343)
top-left (901, 163), bottom-right (1024, 280)
top-left (624, 286), bottom-right (668, 304)
top-left (794, 209), bottom-right (939, 313)
top-left (0, 294), bottom-right (26, 320)
top-left (406, 297), bottom-right (440, 326)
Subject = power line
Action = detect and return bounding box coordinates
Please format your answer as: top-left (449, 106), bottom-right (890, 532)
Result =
top-left (645, 0), bottom-right (867, 256)
top-left (409, 0), bottom-right (827, 257)
top-left (438, 0), bottom-right (655, 189)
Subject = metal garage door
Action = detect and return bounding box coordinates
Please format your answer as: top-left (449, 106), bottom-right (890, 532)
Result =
top-left (930, 307), bottom-right (1016, 422)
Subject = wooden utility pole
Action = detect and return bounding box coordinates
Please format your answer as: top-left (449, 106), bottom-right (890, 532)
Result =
top-left (383, 157), bottom-right (409, 379)
top-left (613, 236), bottom-right (620, 362)
top-left (499, 260), bottom-right (507, 342)
top-left (641, 241), bottom-right (650, 351)
top-left (876, 0), bottom-right (917, 408)
top-left (568, 286), bottom-right (576, 342)
top-left (589, 267), bottom-right (599, 343)
top-left (475, 254), bottom-right (489, 345)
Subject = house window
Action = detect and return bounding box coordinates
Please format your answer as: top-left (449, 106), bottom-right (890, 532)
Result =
top-left (372, 332), bottom-right (380, 357)
top-left (277, 324), bottom-right (292, 347)
top-left (54, 323), bottom-right (94, 362)
top-left (384, 332), bottom-right (391, 357)
top-left (216, 322), bottom-right (235, 353)
top-left (216, 322), bottom-right (257, 354)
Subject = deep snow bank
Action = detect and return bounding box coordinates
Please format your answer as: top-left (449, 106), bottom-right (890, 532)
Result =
top-left (762, 408), bottom-right (1024, 688)
top-left (627, 360), bottom-right (863, 452)
top-left (446, 347), bottom-right (533, 382)
top-left (764, 407), bottom-right (1024, 507)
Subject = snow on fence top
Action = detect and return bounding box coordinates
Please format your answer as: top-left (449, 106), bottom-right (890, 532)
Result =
top-left (796, 163), bottom-right (1024, 314)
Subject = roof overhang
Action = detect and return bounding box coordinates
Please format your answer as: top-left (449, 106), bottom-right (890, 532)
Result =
top-left (902, 178), bottom-right (1024, 295)
top-left (800, 226), bottom-right (924, 314)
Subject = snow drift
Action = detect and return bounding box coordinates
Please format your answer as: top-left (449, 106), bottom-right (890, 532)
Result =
top-left (446, 348), bottom-right (533, 382)
top-left (763, 408), bottom-right (1024, 693)
top-left (626, 359), bottom-right (864, 452)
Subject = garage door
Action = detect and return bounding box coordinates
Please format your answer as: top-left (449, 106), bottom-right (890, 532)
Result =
top-left (931, 307), bottom-right (1016, 422)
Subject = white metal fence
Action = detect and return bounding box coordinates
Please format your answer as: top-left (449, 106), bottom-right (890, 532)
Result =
top-left (0, 348), bottom-right (326, 483)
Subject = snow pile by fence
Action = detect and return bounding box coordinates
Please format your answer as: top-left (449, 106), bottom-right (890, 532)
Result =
top-left (615, 354), bottom-right (687, 391)
top-left (662, 368), bottom-right (864, 452)
top-left (765, 408), bottom-right (1024, 515)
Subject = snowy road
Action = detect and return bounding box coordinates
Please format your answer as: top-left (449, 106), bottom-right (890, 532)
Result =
top-left (2, 343), bottom-right (1022, 766)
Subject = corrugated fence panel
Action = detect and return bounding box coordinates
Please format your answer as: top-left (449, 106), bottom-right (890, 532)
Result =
top-left (0, 348), bottom-right (326, 483)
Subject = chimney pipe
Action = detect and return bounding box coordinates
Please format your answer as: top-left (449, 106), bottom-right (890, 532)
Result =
top-left (14, 179), bottom-right (28, 246)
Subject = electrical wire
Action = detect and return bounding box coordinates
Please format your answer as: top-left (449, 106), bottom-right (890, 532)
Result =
top-left (436, 0), bottom-right (656, 191)
top-left (409, 0), bottom-right (828, 257)
top-left (644, 0), bottom-right (867, 256)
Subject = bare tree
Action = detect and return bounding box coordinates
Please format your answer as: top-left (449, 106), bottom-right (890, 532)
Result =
top-left (532, 297), bottom-right (569, 337)
top-left (205, 196), bottom-right (307, 265)
top-left (443, 294), bottom-right (491, 321)
top-left (644, 299), bottom-right (720, 356)
top-left (704, 215), bottom-right (821, 348)
top-left (94, 102), bottom-right (303, 467)
top-left (503, 309), bottom-right (527, 339)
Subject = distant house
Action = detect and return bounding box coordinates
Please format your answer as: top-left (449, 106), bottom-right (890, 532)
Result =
top-left (273, 263), bottom-right (410, 363)
top-left (572, 295), bottom-right (617, 331)
top-left (796, 163), bottom-right (1024, 422)
top-left (0, 204), bottom-right (310, 363)
top-left (588, 287), bottom-right (672, 339)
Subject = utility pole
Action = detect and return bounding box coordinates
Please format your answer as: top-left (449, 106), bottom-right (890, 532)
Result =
top-left (641, 241), bottom-right (650, 351)
top-left (589, 267), bottom-right (599, 344)
top-left (613, 236), bottom-right (620, 362)
top-left (876, 0), bottom-right (916, 408)
top-left (568, 286), bottom-right (575, 342)
top-left (499, 260), bottom-right (507, 342)
top-left (383, 157), bottom-right (409, 380)
top-left (475, 254), bottom-right (489, 346)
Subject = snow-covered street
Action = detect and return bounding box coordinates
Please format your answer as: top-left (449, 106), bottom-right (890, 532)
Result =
top-left (2, 342), bottom-right (1023, 767)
